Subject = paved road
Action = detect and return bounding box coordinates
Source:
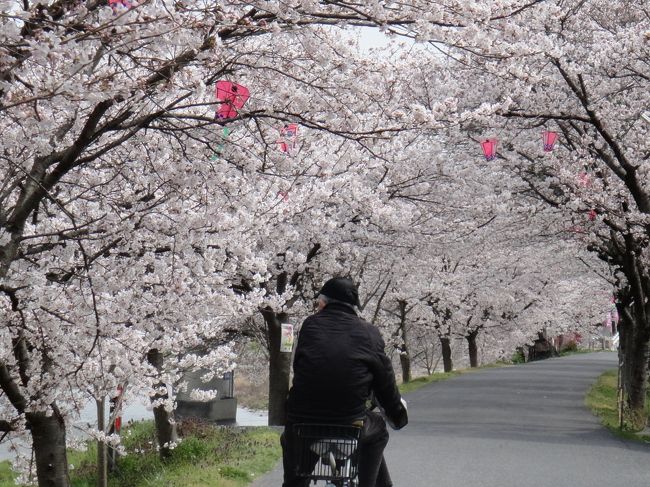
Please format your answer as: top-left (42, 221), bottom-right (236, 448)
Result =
top-left (251, 352), bottom-right (649, 487)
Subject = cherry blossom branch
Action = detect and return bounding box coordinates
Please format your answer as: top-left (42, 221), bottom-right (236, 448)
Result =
top-left (0, 363), bottom-right (27, 414)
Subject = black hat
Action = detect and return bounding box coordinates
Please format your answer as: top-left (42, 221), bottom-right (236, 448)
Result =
top-left (318, 277), bottom-right (360, 307)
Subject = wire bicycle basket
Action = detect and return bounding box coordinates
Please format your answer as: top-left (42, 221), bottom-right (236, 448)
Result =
top-left (293, 423), bottom-right (362, 485)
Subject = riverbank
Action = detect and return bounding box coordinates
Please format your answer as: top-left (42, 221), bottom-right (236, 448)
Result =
top-left (0, 421), bottom-right (281, 487)
top-left (0, 403), bottom-right (268, 463)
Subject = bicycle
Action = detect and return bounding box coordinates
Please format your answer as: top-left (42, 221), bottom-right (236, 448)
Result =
top-left (293, 423), bottom-right (362, 487)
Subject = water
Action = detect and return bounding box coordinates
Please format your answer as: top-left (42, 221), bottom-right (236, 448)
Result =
top-left (237, 407), bottom-right (269, 426)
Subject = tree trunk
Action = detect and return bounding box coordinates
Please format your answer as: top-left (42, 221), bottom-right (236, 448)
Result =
top-left (1, 331), bottom-right (70, 487)
top-left (466, 331), bottom-right (479, 368)
top-left (146, 349), bottom-right (177, 460)
top-left (624, 324), bottom-right (649, 430)
top-left (626, 341), bottom-right (649, 430)
top-left (96, 398), bottom-right (107, 487)
top-left (399, 352), bottom-right (411, 383)
top-left (619, 315), bottom-right (634, 398)
top-left (263, 310), bottom-right (291, 426)
top-left (616, 239), bottom-right (650, 429)
top-left (27, 410), bottom-right (70, 487)
top-left (398, 301), bottom-right (411, 383)
top-left (440, 336), bottom-right (453, 373)
top-left (528, 331), bottom-right (555, 361)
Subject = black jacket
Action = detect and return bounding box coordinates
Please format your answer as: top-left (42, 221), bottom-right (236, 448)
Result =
top-left (286, 303), bottom-right (406, 425)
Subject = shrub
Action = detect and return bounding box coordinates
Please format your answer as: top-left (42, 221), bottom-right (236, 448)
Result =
top-left (562, 341), bottom-right (578, 353)
top-left (511, 349), bottom-right (526, 364)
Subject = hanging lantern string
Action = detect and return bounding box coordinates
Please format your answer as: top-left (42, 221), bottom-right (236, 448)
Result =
top-left (207, 107), bottom-right (304, 158)
top-left (473, 127), bottom-right (562, 161)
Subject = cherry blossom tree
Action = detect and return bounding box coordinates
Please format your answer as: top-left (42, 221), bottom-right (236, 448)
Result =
top-left (396, 0), bottom-right (650, 427)
top-left (3, 3), bottom-right (646, 486)
top-left (0, 1), bottom-right (452, 483)
top-left (352, 55), bottom-right (617, 375)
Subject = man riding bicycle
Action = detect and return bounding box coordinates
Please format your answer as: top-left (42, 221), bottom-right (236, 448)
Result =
top-left (281, 277), bottom-right (408, 487)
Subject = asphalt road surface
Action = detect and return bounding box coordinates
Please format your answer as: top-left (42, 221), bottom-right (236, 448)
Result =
top-left (251, 352), bottom-right (649, 487)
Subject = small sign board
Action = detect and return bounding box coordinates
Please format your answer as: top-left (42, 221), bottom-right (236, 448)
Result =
top-left (280, 324), bottom-right (294, 353)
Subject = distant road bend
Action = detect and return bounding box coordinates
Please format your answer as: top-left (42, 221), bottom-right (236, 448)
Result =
top-left (252, 352), bottom-right (649, 487)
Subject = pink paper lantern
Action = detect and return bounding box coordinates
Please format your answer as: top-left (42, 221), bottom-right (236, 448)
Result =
top-left (577, 172), bottom-right (592, 188)
top-left (215, 81), bottom-right (250, 120)
top-left (109, 0), bottom-right (134, 12)
top-left (278, 123), bottom-right (299, 153)
top-left (480, 139), bottom-right (498, 161)
top-left (542, 131), bottom-right (558, 152)
top-left (281, 123), bottom-right (298, 139)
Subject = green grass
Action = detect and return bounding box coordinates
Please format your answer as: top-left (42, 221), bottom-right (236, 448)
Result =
top-left (0, 420), bottom-right (281, 487)
top-left (585, 369), bottom-right (650, 442)
top-left (0, 462), bottom-right (14, 486)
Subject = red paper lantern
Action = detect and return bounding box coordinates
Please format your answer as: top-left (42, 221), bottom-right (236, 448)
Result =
top-left (480, 139), bottom-right (498, 161)
top-left (588, 209), bottom-right (597, 221)
top-left (542, 131), bottom-right (558, 152)
top-left (215, 81), bottom-right (250, 120)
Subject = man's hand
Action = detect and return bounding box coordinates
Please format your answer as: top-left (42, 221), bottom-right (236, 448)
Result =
top-left (386, 398), bottom-right (408, 430)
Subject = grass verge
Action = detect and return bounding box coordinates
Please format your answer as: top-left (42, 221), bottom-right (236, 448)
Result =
top-left (559, 347), bottom-right (599, 357)
top-left (0, 421), bottom-right (281, 487)
top-left (585, 369), bottom-right (650, 442)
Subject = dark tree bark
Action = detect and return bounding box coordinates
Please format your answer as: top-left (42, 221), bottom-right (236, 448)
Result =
top-left (440, 336), bottom-right (453, 373)
top-left (466, 330), bottom-right (479, 368)
top-left (618, 302), bottom-right (649, 430)
top-left (146, 348), bottom-right (178, 460)
top-left (625, 334), bottom-right (649, 429)
top-left (0, 330), bottom-right (71, 487)
top-left (27, 410), bottom-right (70, 487)
top-left (528, 331), bottom-right (556, 361)
top-left (430, 302), bottom-right (454, 373)
top-left (399, 351), bottom-right (412, 384)
top-left (616, 249), bottom-right (650, 430)
top-left (397, 300), bottom-right (411, 383)
top-left (263, 309), bottom-right (291, 426)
